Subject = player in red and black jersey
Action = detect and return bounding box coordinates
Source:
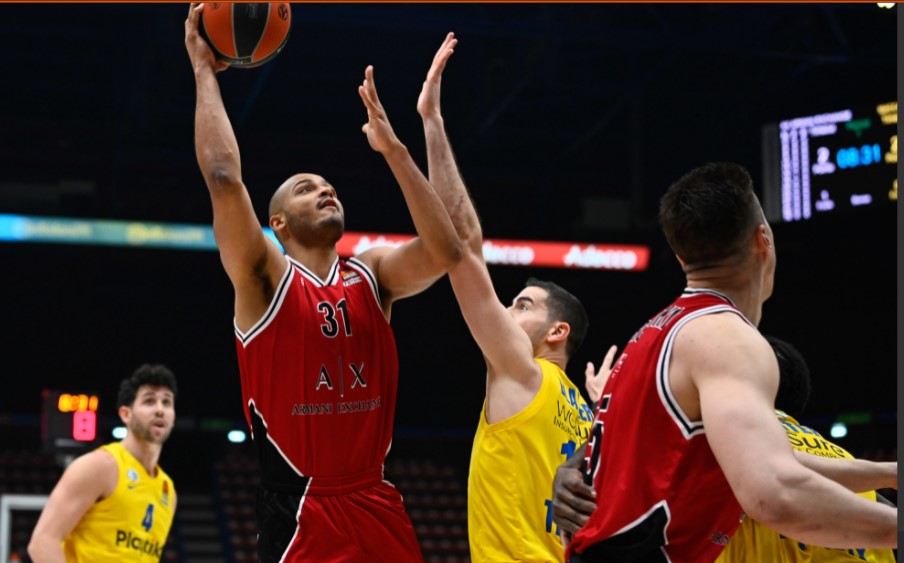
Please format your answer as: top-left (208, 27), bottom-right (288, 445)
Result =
top-left (551, 162), bottom-right (896, 562)
top-left (185, 7), bottom-right (462, 561)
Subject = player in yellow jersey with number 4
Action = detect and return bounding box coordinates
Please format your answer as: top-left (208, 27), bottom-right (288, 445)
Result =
top-left (29, 365), bottom-right (178, 562)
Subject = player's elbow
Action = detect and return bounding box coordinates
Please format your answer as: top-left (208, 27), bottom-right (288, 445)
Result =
top-left (27, 534), bottom-right (53, 561)
top-left (736, 470), bottom-right (807, 532)
top-left (741, 489), bottom-right (799, 532)
top-left (433, 237), bottom-right (464, 271)
top-left (204, 165), bottom-right (243, 197)
top-left (459, 228), bottom-right (484, 258)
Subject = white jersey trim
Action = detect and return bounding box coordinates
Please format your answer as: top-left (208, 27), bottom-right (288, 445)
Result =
top-left (279, 479), bottom-right (312, 563)
top-left (656, 305), bottom-right (749, 439)
top-left (681, 287), bottom-right (737, 307)
top-left (287, 255), bottom-right (340, 287)
top-left (613, 500), bottom-right (673, 563)
top-left (234, 259), bottom-right (294, 347)
top-left (345, 257), bottom-right (383, 310)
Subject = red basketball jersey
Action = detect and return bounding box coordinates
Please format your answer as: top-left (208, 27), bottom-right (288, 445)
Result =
top-left (568, 289), bottom-right (747, 563)
top-left (234, 256), bottom-right (399, 494)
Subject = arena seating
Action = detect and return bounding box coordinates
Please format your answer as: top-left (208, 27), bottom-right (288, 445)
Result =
top-left (1, 440), bottom-right (895, 561)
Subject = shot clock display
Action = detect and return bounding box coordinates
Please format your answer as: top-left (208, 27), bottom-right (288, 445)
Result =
top-left (761, 101), bottom-right (897, 222)
top-left (42, 389), bottom-right (100, 455)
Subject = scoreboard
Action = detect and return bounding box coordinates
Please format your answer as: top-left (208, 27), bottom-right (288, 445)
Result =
top-left (42, 389), bottom-right (100, 455)
top-left (761, 101), bottom-right (897, 222)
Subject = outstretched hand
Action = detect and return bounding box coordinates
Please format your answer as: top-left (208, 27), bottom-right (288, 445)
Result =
top-left (585, 344), bottom-right (618, 404)
top-left (551, 453), bottom-right (597, 540)
top-left (417, 32), bottom-right (457, 120)
top-left (184, 3), bottom-right (229, 73)
top-left (358, 65), bottom-right (402, 155)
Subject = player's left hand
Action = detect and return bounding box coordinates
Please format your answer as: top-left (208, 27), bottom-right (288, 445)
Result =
top-left (417, 32), bottom-right (457, 120)
top-left (585, 344), bottom-right (618, 404)
top-left (359, 65), bottom-right (402, 155)
top-left (551, 457), bottom-right (597, 536)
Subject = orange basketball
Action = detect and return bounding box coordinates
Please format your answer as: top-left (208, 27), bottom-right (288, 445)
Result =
top-left (200, 3), bottom-right (292, 69)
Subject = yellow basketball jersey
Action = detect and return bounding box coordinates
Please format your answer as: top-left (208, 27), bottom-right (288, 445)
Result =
top-left (62, 442), bottom-right (176, 562)
top-left (468, 358), bottom-right (592, 562)
top-left (716, 411), bottom-right (895, 563)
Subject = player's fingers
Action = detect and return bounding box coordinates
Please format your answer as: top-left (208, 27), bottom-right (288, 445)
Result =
top-left (358, 85), bottom-right (374, 111)
top-left (601, 344), bottom-right (618, 371)
top-left (430, 41), bottom-right (457, 80)
top-left (359, 76), bottom-right (382, 113)
top-left (564, 478), bottom-right (597, 501)
top-left (434, 47), bottom-right (454, 75)
top-left (364, 65), bottom-right (375, 91)
top-left (552, 514), bottom-right (585, 535)
top-left (559, 466), bottom-right (595, 493)
top-left (551, 501), bottom-right (592, 532)
top-left (442, 33), bottom-right (456, 56)
top-left (585, 362), bottom-right (596, 381)
top-left (365, 69), bottom-right (385, 110)
top-left (435, 34), bottom-right (456, 64)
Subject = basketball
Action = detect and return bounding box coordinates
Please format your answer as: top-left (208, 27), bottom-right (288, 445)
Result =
top-left (200, 3), bottom-right (292, 69)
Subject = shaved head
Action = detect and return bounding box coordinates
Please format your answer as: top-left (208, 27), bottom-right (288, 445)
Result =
top-left (268, 173), bottom-right (344, 246)
top-left (269, 175), bottom-right (300, 217)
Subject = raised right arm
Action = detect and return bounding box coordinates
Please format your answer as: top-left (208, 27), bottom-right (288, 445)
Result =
top-left (417, 34), bottom-right (539, 405)
top-left (28, 451), bottom-right (117, 563)
top-left (185, 3), bottom-right (285, 327)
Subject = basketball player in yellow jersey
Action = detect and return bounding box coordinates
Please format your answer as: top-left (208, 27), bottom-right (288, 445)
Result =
top-left (29, 365), bottom-right (178, 562)
top-left (717, 411), bottom-right (896, 563)
top-left (715, 336), bottom-right (896, 563)
top-left (417, 34), bottom-right (602, 562)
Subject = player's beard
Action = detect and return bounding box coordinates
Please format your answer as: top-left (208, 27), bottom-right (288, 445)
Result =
top-left (130, 416), bottom-right (173, 445)
top-left (287, 210), bottom-right (344, 247)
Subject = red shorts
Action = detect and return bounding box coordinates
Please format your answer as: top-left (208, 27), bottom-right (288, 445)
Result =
top-left (256, 481), bottom-right (424, 563)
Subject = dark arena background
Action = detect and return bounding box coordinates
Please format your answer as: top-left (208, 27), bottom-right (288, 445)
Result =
top-left (0, 4), bottom-right (897, 562)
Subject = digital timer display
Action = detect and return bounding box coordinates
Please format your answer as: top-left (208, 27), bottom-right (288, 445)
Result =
top-left (762, 101), bottom-right (897, 222)
top-left (42, 389), bottom-right (100, 454)
top-left (57, 393), bottom-right (99, 414)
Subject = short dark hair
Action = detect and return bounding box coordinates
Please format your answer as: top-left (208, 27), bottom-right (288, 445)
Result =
top-left (525, 277), bottom-right (588, 360)
top-left (765, 335), bottom-right (811, 419)
top-left (659, 162), bottom-right (762, 265)
top-left (117, 364), bottom-right (178, 408)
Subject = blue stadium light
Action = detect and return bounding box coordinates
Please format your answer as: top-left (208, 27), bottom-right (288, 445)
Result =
top-left (112, 426), bottom-right (127, 439)
top-left (227, 430), bottom-right (247, 443)
top-left (830, 422), bottom-right (848, 439)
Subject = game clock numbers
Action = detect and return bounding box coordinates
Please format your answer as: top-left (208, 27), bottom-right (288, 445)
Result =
top-left (42, 389), bottom-right (100, 455)
top-left (762, 101), bottom-right (897, 222)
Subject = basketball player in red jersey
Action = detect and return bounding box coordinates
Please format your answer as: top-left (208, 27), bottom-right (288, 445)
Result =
top-left (552, 163), bottom-right (896, 562)
top-left (184, 5), bottom-right (461, 562)
top-left (560, 335), bottom-right (898, 562)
